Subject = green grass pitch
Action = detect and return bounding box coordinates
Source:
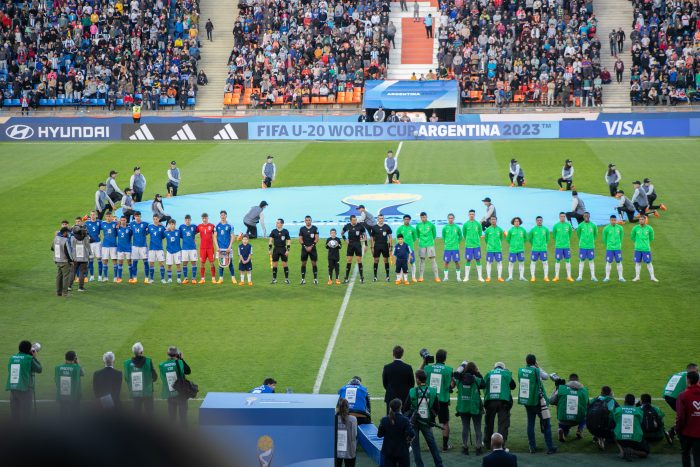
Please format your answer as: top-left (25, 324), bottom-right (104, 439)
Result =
top-left (0, 138), bottom-right (698, 465)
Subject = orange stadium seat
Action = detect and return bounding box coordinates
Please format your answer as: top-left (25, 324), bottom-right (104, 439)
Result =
top-left (224, 93), bottom-right (233, 105)
top-left (311, 96), bottom-right (320, 104)
top-left (337, 92), bottom-right (346, 103)
top-left (319, 96), bottom-right (328, 103)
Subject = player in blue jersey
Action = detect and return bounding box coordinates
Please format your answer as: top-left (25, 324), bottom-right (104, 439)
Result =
top-left (164, 219), bottom-right (183, 283)
top-left (100, 212), bottom-right (118, 282)
top-left (179, 214), bottom-right (198, 284)
top-left (238, 234), bottom-right (253, 285)
top-left (84, 211), bottom-right (103, 282)
top-left (116, 216), bottom-right (133, 283)
top-left (216, 210), bottom-right (236, 284)
top-left (129, 211), bottom-right (150, 283)
top-left (147, 215), bottom-right (167, 284)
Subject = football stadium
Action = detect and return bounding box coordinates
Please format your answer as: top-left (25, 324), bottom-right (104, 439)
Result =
top-left (1, 0), bottom-right (699, 464)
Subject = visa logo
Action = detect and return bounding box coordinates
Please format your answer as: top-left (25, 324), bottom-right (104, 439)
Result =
top-left (603, 121), bottom-right (645, 136)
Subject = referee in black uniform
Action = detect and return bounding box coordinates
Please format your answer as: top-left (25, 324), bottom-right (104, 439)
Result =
top-left (298, 215), bottom-right (319, 285)
top-left (371, 214), bottom-right (393, 282)
top-left (268, 219), bottom-right (291, 284)
top-left (342, 215), bottom-right (366, 284)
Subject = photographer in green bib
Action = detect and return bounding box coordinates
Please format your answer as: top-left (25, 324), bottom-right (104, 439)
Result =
top-left (548, 373), bottom-right (588, 442)
top-left (614, 394), bottom-right (650, 461)
top-left (483, 362), bottom-right (516, 446)
top-left (454, 361), bottom-right (485, 455)
top-left (54, 350), bottom-right (84, 417)
top-left (663, 363), bottom-right (698, 440)
top-left (405, 369), bottom-right (444, 467)
top-left (124, 342), bottom-right (158, 415)
top-left (421, 349), bottom-right (453, 452)
top-left (5, 340), bottom-right (42, 422)
top-left (518, 354), bottom-right (557, 454)
top-left (159, 346), bottom-right (192, 427)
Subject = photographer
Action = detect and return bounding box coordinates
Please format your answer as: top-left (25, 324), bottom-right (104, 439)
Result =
top-left (517, 354), bottom-right (557, 454)
top-left (549, 373), bottom-right (588, 442)
top-left (338, 376), bottom-right (371, 425)
top-left (586, 386), bottom-right (619, 450)
top-left (377, 398), bottom-right (414, 467)
top-left (483, 362), bottom-right (516, 445)
top-left (405, 369), bottom-right (444, 467)
top-left (454, 361), bottom-right (485, 455)
top-left (52, 227), bottom-right (74, 297)
top-left (159, 346), bottom-right (191, 427)
top-left (5, 340), bottom-right (42, 421)
top-left (638, 393), bottom-right (672, 444)
top-left (421, 349), bottom-right (453, 452)
top-left (124, 342), bottom-right (158, 415)
top-left (70, 218), bottom-right (91, 292)
top-left (54, 350), bottom-right (84, 417)
top-left (614, 394), bottom-right (649, 461)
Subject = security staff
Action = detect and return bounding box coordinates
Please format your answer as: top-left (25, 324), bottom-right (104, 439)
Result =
top-left (518, 354), bottom-right (556, 454)
top-left (5, 340), bottom-right (42, 422)
top-left (371, 214), bottom-right (392, 282)
top-left (298, 215), bottom-right (319, 285)
top-left (55, 350), bottom-right (84, 417)
top-left (243, 201), bottom-right (268, 238)
top-left (129, 166), bottom-right (147, 202)
top-left (52, 227), bottom-right (74, 297)
top-left (124, 342), bottom-right (158, 415)
top-left (132, 101), bottom-right (142, 123)
top-left (338, 376), bottom-right (372, 425)
top-left (483, 362), bottom-right (516, 445)
top-left (268, 218), bottom-right (291, 284)
top-left (159, 346), bottom-right (191, 427)
top-left (166, 161), bottom-right (180, 196)
top-left (549, 373), bottom-right (588, 442)
top-left (509, 159), bottom-right (525, 187)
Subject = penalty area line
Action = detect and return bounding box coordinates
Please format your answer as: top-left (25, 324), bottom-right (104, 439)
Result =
top-left (312, 266), bottom-right (358, 394)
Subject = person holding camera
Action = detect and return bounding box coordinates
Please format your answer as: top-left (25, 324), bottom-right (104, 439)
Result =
top-left (378, 398), bottom-right (415, 467)
top-left (422, 349), bottom-right (453, 452)
top-left (638, 393), bottom-right (672, 445)
top-left (52, 227), bottom-right (74, 297)
top-left (338, 377), bottom-right (372, 425)
top-left (663, 363), bottom-right (698, 441)
top-left (124, 342), bottom-right (158, 415)
top-left (335, 398), bottom-right (358, 467)
top-left (586, 385), bottom-right (619, 449)
top-left (5, 340), bottom-right (42, 422)
top-left (549, 373), bottom-right (588, 442)
top-left (159, 346), bottom-right (192, 427)
top-left (405, 369), bottom-right (444, 467)
top-left (455, 361), bottom-right (485, 455)
top-left (93, 351), bottom-right (122, 410)
top-left (614, 394), bottom-right (649, 461)
top-left (483, 362), bottom-right (516, 446)
top-left (517, 354), bottom-right (557, 454)
top-left (54, 350), bottom-right (84, 417)
top-left (70, 218), bottom-right (92, 292)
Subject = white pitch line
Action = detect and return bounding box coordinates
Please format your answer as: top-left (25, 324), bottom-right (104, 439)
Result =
top-left (312, 266), bottom-right (358, 394)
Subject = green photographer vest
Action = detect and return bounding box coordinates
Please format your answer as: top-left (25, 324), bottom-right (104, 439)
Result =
top-left (456, 377), bottom-right (483, 415)
top-left (159, 359), bottom-right (183, 399)
top-left (663, 371), bottom-right (687, 399)
top-left (614, 406), bottom-right (643, 442)
top-left (6, 353), bottom-right (33, 392)
top-left (517, 367), bottom-right (541, 406)
top-left (55, 363), bottom-right (81, 400)
top-left (409, 385), bottom-right (437, 426)
top-left (424, 363), bottom-right (453, 403)
top-left (483, 368), bottom-right (512, 402)
top-left (124, 357), bottom-right (154, 398)
top-left (556, 385), bottom-right (588, 423)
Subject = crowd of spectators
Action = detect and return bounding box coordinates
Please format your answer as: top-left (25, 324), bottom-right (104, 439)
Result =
top-left (0, 0), bottom-right (204, 111)
top-left (224, 0), bottom-right (392, 108)
top-left (628, 0), bottom-right (699, 105)
top-left (432, 0), bottom-right (605, 107)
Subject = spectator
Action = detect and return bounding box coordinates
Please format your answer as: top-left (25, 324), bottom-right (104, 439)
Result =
top-left (378, 398), bottom-right (414, 467)
top-left (358, 110), bottom-right (368, 122)
top-left (335, 398), bottom-right (358, 466)
top-left (424, 14), bottom-right (433, 39)
top-left (124, 342), bottom-right (158, 415)
top-left (614, 394), bottom-right (649, 461)
top-left (676, 370), bottom-right (700, 467)
top-left (93, 351), bottom-right (123, 410)
top-left (374, 107), bottom-right (386, 122)
top-left (55, 350), bottom-right (84, 417)
top-left (482, 433), bottom-right (518, 467)
top-left (159, 346), bottom-right (191, 427)
top-left (382, 345), bottom-right (414, 414)
top-left (5, 340), bottom-right (42, 422)
top-left (615, 58), bottom-right (625, 83)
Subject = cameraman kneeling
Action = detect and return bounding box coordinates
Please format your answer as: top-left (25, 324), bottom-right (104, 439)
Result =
top-left (549, 373), bottom-right (588, 442)
top-left (338, 376), bottom-right (372, 425)
top-left (454, 362), bottom-right (485, 455)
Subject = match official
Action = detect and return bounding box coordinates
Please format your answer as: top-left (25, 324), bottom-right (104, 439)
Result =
top-left (269, 218), bottom-right (291, 284)
top-left (298, 215), bottom-right (319, 284)
top-left (371, 214), bottom-right (392, 282)
top-left (342, 215), bottom-right (366, 283)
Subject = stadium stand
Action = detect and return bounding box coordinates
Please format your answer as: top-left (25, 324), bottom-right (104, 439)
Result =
top-left (222, 0), bottom-right (392, 108)
top-left (438, 0), bottom-right (605, 108)
top-left (628, 0), bottom-right (699, 105)
top-left (0, 0), bottom-right (201, 110)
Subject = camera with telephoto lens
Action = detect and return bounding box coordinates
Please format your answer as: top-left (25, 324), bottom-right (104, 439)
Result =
top-left (419, 348), bottom-right (434, 364)
top-left (31, 343), bottom-right (41, 354)
top-left (453, 361), bottom-right (469, 377)
top-left (550, 372), bottom-right (566, 386)
top-left (71, 224), bottom-right (88, 241)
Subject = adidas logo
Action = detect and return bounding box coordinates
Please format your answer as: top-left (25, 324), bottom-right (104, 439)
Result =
top-left (213, 124), bottom-right (240, 140)
top-left (129, 125), bottom-right (155, 141)
top-left (171, 124), bottom-right (197, 141)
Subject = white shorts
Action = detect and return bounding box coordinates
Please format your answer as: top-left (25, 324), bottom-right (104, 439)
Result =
top-left (101, 247), bottom-right (117, 260)
top-left (148, 250), bottom-right (165, 262)
top-left (131, 246), bottom-right (148, 260)
top-left (117, 251), bottom-right (131, 260)
top-left (181, 249), bottom-right (198, 262)
top-left (166, 252), bottom-right (182, 265)
top-left (90, 242), bottom-right (102, 259)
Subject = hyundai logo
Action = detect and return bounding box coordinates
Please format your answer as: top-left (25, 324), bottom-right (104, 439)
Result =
top-left (5, 124), bottom-right (35, 140)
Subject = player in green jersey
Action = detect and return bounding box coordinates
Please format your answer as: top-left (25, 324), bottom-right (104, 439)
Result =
top-left (528, 216), bottom-right (550, 282)
top-left (416, 212), bottom-right (440, 282)
top-left (631, 215), bottom-right (658, 282)
top-left (395, 215), bottom-right (418, 282)
top-left (461, 210), bottom-right (484, 282)
top-left (441, 213), bottom-right (463, 281)
top-left (506, 217), bottom-right (527, 282)
top-left (483, 217), bottom-right (505, 282)
top-left (602, 215), bottom-right (625, 282)
top-left (552, 212), bottom-right (574, 282)
top-left (576, 212), bottom-right (598, 282)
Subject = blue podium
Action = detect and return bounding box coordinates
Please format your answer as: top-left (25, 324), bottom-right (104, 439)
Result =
top-left (200, 392), bottom-right (338, 467)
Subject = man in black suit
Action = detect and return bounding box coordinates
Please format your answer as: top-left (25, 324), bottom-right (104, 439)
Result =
top-left (382, 345), bottom-right (415, 414)
top-left (93, 351), bottom-right (123, 409)
top-left (482, 433), bottom-right (518, 467)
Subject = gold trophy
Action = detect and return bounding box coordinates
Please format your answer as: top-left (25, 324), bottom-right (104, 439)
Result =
top-left (257, 435), bottom-right (274, 467)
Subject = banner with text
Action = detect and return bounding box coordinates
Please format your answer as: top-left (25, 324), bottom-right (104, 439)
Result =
top-left (559, 118), bottom-right (691, 138)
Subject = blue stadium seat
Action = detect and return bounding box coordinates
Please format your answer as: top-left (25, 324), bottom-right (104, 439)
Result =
top-left (47, 98), bottom-right (56, 106)
top-left (116, 98), bottom-right (124, 106)
top-left (89, 98), bottom-right (98, 106)
top-left (187, 97), bottom-right (195, 106)
top-left (167, 97), bottom-right (176, 105)
top-left (97, 98), bottom-right (106, 107)
top-left (135, 93), bottom-right (143, 100)
top-left (11, 99), bottom-right (20, 106)
top-left (56, 98), bottom-right (64, 106)
top-left (3, 99), bottom-right (11, 107)
top-left (39, 98), bottom-right (49, 106)
top-left (357, 424), bottom-right (383, 465)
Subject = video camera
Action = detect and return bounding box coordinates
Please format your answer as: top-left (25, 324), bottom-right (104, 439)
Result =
top-left (71, 224), bottom-right (88, 241)
top-left (419, 348), bottom-right (434, 365)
